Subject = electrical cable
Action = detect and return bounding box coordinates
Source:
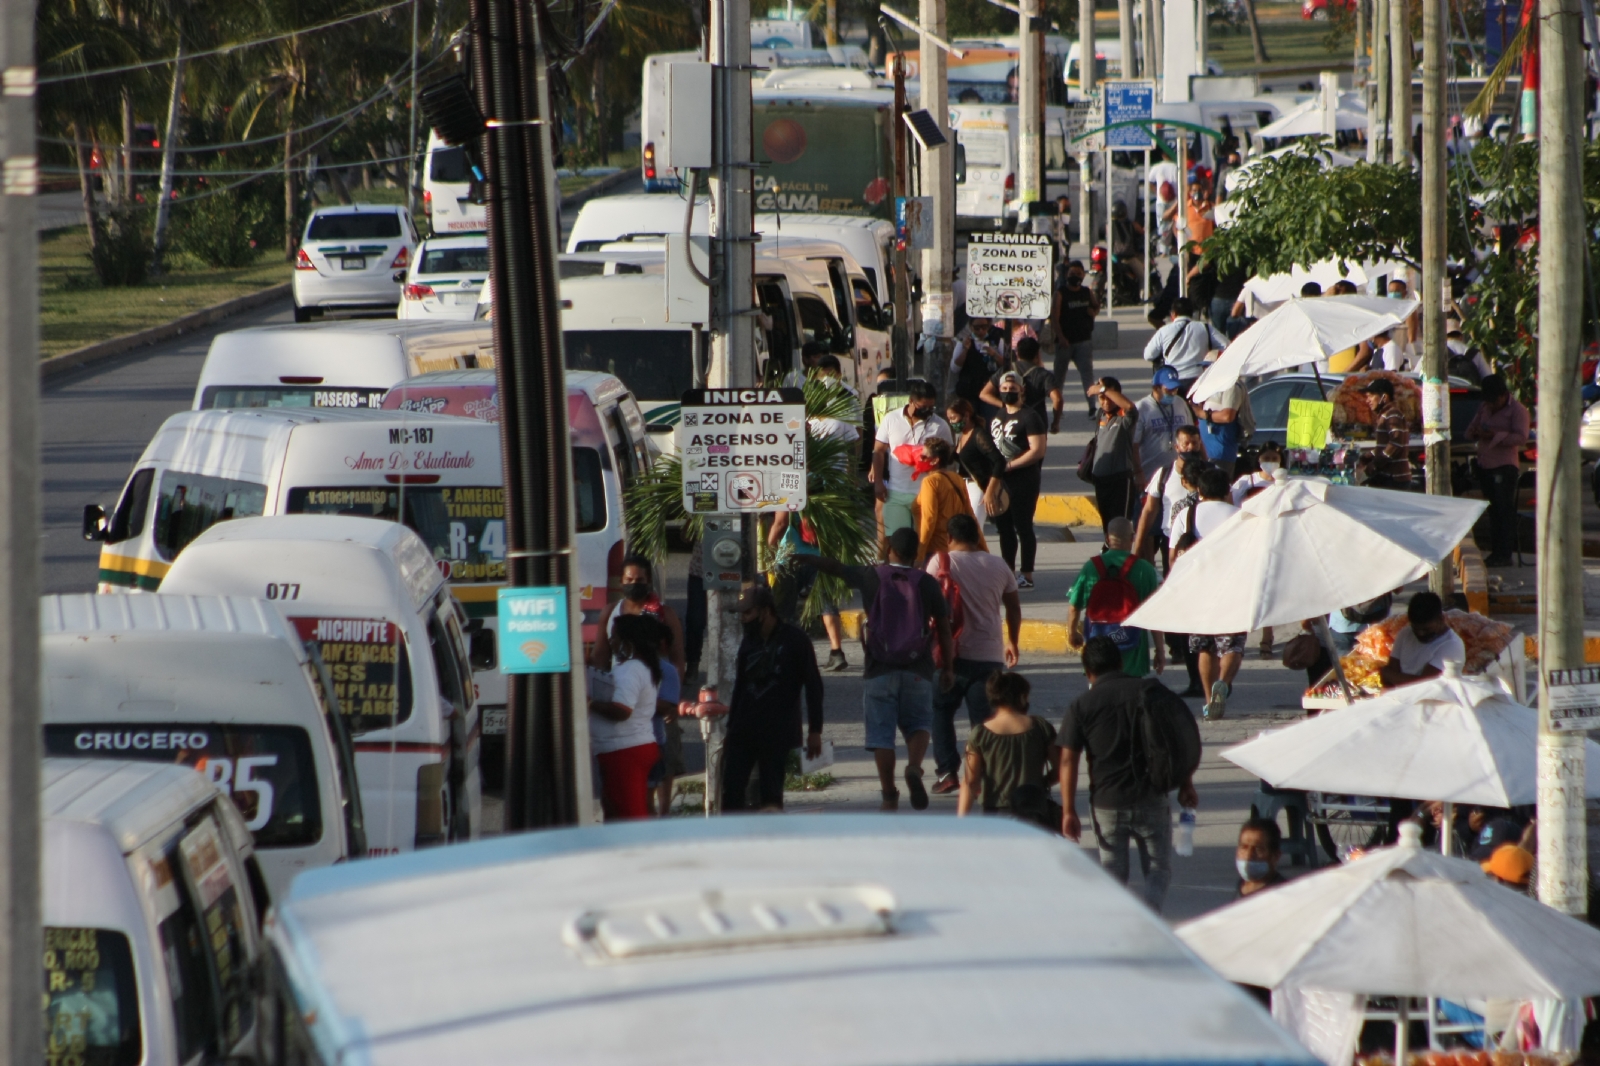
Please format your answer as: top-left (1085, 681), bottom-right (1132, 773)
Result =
top-left (39, 150), bottom-right (416, 179)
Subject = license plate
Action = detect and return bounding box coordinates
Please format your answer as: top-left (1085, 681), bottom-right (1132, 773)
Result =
top-left (340, 255), bottom-right (366, 270)
top-left (482, 707), bottom-right (506, 735)
top-left (451, 292), bottom-right (477, 305)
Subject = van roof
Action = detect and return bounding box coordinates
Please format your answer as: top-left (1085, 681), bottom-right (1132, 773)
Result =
top-left (273, 816), bottom-right (1316, 1066)
top-left (560, 274), bottom-right (691, 332)
top-left (397, 368), bottom-right (629, 402)
top-left (43, 591), bottom-right (302, 644)
top-left (44, 758), bottom-right (219, 855)
top-left (198, 321), bottom-right (492, 394)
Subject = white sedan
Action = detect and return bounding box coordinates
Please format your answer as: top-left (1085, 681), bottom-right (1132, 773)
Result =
top-left (396, 235), bottom-right (490, 321)
top-left (291, 204), bottom-right (418, 322)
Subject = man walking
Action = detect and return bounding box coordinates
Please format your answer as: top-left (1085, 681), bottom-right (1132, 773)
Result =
top-left (1059, 636), bottom-right (1200, 913)
top-left (1052, 260), bottom-right (1099, 418)
top-left (721, 583), bottom-right (825, 811)
top-left (798, 528), bottom-right (955, 810)
top-left (1143, 297), bottom-right (1228, 395)
top-left (1464, 374), bottom-right (1529, 567)
top-left (872, 380), bottom-right (953, 538)
top-left (1133, 424), bottom-right (1204, 572)
top-left (927, 514), bottom-right (1021, 796)
top-left (1131, 367), bottom-right (1195, 482)
top-left (1066, 517), bottom-right (1163, 678)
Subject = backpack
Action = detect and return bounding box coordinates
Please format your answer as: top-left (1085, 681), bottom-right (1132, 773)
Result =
top-left (864, 565), bottom-right (932, 669)
top-left (1084, 554), bottom-right (1144, 654)
top-left (1130, 678), bottom-right (1203, 794)
top-left (930, 551), bottom-right (965, 669)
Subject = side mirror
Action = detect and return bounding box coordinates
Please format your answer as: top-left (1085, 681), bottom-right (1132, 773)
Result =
top-left (392, 270), bottom-right (408, 283)
top-left (82, 503), bottom-right (107, 542)
top-left (469, 627), bottom-right (497, 671)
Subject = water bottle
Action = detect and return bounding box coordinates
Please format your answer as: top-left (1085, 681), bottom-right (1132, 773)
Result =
top-left (1174, 807), bottom-right (1196, 857)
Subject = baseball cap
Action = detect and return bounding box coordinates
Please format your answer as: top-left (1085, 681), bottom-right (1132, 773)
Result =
top-left (1481, 843), bottom-right (1534, 885)
top-left (998, 370), bottom-right (1025, 390)
top-left (1153, 366), bottom-right (1181, 390)
top-left (1469, 817), bottom-right (1524, 860)
top-left (1362, 377), bottom-right (1396, 397)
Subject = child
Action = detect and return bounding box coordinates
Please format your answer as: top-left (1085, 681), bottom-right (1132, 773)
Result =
top-left (957, 672), bottom-right (1058, 824)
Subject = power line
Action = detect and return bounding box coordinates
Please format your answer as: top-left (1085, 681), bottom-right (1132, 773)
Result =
top-left (40, 149), bottom-right (414, 178)
top-left (38, 0), bottom-right (414, 85)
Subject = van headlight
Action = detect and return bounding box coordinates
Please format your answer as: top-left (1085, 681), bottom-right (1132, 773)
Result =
top-left (1585, 405), bottom-right (1599, 425)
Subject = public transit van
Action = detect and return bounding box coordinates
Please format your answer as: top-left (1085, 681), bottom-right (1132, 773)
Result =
top-left (422, 129), bottom-right (487, 234)
top-left (759, 236), bottom-right (891, 386)
top-left (40, 593), bottom-right (365, 900)
top-left (45, 758), bottom-right (269, 1066)
top-left (755, 212), bottom-right (894, 305)
top-left (160, 516), bottom-right (486, 855)
top-left (257, 815), bottom-right (1320, 1066)
top-left (192, 320), bottom-right (494, 412)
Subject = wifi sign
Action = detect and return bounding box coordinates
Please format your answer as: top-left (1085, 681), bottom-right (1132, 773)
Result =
top-left (496, 587), bottom-right (570, 674)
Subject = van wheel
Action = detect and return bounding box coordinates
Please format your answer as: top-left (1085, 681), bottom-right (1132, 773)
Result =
top-left (293, 303), bottom-right (313, 323)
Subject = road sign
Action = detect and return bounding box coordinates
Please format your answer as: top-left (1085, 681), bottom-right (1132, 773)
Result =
top-left (678, 387), bottom-right (807, 515)
top-left (965, 233), bottom-right (1055, 319)
top-left (497, 587), bottom-right (570, 674)
top-left (1546, 666), bottom-right (1600, 732)
top-left (1103, 81), bottom-right (1155, 149)
top-left (1068, 95), bottom-right (1103, 153)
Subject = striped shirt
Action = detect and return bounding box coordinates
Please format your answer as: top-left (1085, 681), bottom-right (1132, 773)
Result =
top-left (1371, 401), bottom-right (1413, 485)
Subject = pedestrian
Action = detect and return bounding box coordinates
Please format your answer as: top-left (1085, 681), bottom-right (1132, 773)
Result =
top-left (913, 437), bottom-right (983, 563)
top-left (768, 511), bottom-right (849, 672)
top-left (1377, 591), bottom-right (1465, 689)
top-left (588, 613), bottom-right (663, 821)
top-left (1184, 181), bottom-right (1215, 252)
top-left (1230, 442), bottom-right (1282, 503)
top-left (981, 337), bottom-right (1062, 433)
top-left (956, 671), bottom-right (1059, 821)
top-left (1133, 367), bottom-right (1197, 484)
top-left (872, 379), bottom-right (953, 539)
top-left (1133, 424), bottom-right (1204, 573)
top-left (1197, 378), bottom-right (1250, 479)
top-left (1052, 260), bottom-right (1100, 417)
top-left (945, 397), bottom-right (1005, 520)
top-left (862, 366), bottom-right (895, 455)
top-left (796, 527), bottom-right (955, 811)
top-left (1174, 465), bottom-right (1244, 720)
top-left (1085, 377), bottom-right (1143, 537)
top-left (1464, 373), bottom-right (1529, 567)
top-left (1142, 297), bottom-right (1228, 395)
top-left (1210, 264), bottom-right (1249, 338)
top-left (647, 622), bottom-right (685, 817)
top-left (949, 317), bottom-right (1002, 408)
top-left (1355, 378), bottom-right (1412, 490)
top-left (1235, 817), bottom-right (1288, 898)
top-left (989, 372), bottom-right (1049, 589)
top-left (1059, 636), bottom-right (1200, 913)
top-left (591, 554), bottom-right (687, 679)
top-left (1052, 193), bottom-right (1073, 262)
top-left (928, 513), bottom-right (1021, 796)
top-left (721, 583), bottom-right (825, 811)
top-left (1067, 515), bottom-right (1163, 677)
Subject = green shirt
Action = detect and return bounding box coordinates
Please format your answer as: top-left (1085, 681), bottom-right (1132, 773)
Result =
top-left (1067, 549), bottom-right (1162, 677)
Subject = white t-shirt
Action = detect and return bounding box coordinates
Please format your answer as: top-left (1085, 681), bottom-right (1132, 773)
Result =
top-left (875, 407), bottom-right (953, 496)
top-left (926, 549), bottom-right (1017, 663)
top-left (588, 657), bottom-right (658, 754)
top-left (1230, 472), bottom-right (1273, 505)
top-left (1192, 499), bottom-right (1240, 539)
top-left (1389, 625), bottom-right (1466, 677)
top-left (1376, 339), bottom-right (1406, 371)
top-left (1145, 464), bottom-right (1192, 537)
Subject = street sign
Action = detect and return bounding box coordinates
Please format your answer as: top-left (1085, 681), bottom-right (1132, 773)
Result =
top-left (965, 233), bottom-right (1055, 319)
top-left (1103, 81), bottom-right (1155, 149)
top-left (497, 587), bottom-right (570, 674)
top-left (1546, 666), bottom-right (1600, 732)
top-left (1068, 95), bottom-right (1103, 153)
top-left (677, 387), bottom-right (807, 514)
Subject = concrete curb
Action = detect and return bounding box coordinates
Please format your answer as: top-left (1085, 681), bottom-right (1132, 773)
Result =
top-left (40, 281), bottom-right (292, 381)
top-left (838, 609), bottom-right (1073, 654)
top-left (1036, 494), bottom-right (1101, 527)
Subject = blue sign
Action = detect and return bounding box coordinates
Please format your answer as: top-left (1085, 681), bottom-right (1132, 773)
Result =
top-left (1104, 82), bottom-right (1155, 149)
top-left (497, 587), bottom-right (570, 674)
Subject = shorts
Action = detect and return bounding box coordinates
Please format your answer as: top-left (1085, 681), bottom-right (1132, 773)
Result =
top-left (647, 714), bottom-right (687, 786)
top-left (1189, 632), bottom-right (1248, 657)
top-left (863, 670), bottom-right (934, 750)
top-left (882, 491), bottom-right (918, 537)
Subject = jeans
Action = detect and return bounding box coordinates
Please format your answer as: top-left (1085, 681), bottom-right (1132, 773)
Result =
top-left (1477, 463), bottom-right (1520, 559)
top-left (721, 731), bottom-right (790, 811)
top-left (1209, 297), bottom-right (1234, 336)
top-left (862, 670), bottom-right (935, 749)
top-left (931, 657), bottom-right (1004, 777)
top-left (993, 467), bottom-right (1042, 572)
top-left (1054, 340), bottom-right (1095, 407)
top-left (683, 573), bottom-right (706, 671)
top-left (1093, 471), bottom-right (1136, 537)
top-left (1092, 794), bottom-right (1174, 912)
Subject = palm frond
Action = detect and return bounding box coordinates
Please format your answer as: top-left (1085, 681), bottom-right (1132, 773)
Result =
top-left (1466, 18), bottom-right (1531, 123)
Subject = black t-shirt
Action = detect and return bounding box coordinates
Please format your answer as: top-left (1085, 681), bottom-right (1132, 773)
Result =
top-left (1213, 266), bottom-right (1248, 304)
top-left (1059, 672), bottom-right (1162, 808)
top-left (989, 406), bottom-right (1047, 468)
top-left (1057, 284), bottom-right (1097, 343)
top-left (955, 426), bottom-right (1004, 489)
top-left (991, 364), bottom-right (1056, 421)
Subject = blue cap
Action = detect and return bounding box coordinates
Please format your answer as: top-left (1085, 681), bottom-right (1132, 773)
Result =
top-left (1153, 366), bottom-right (1181, 390)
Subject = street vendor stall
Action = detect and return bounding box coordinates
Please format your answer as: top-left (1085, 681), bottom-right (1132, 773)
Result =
top-left (1302, 609), bottom-right (1527, 709)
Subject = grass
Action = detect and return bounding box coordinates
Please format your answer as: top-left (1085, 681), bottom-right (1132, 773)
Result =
top-left (39, 227), bottom-right (291, 359)
top-left (557, 147), bottom-right (641, 197)
top-left (1205, 0), bottom-right (1354, 73)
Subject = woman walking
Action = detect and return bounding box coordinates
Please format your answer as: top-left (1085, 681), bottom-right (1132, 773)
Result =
top-left (957, 671), bottom-right (1059, 823)
top-left (946, 398), bottom-right (1004, 521)
top-left (989, 371), bottom-right (1049, 589)
top-left (588, 613), bottom-right (663, 821)
top-left (1086, 377), bottom-right (1143, 541)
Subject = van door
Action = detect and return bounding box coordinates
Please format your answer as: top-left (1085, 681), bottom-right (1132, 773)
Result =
top-left (794, 295), bottom-right (856, 387)
top-left (756, 277), bottom-right (799, 376)
top-left (849, 275), bottom-right (890, 381)
top-left (426, 600), bottom-right (479, 842)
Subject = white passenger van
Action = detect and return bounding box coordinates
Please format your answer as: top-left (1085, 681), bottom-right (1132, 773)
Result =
top-left (45, 758), bottom-right (268, 1066)
top-left (566, 192), bottom-right (709, 253)
top-left (755, 212), bottom-right (894, 305)
top-left (160, 516), bottom-right (486, 856)
top-left (759, 236), bottom-right (890, 385)
top-left (422, 129), bottom-right (487, 234)
top-left (41, 593), bottom-right (365, 899)
top-left (192, 320), bottom-right (494, 412)
top-left (258, 815), bottom-right (1319, 1066)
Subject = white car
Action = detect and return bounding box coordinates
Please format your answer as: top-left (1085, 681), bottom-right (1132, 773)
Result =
top-left (396, 235), bottom-right (490, 321)
top-left (292, 204), bottom-right (418, 322)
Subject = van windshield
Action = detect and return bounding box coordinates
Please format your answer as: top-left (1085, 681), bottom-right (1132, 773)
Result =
top-left (198, 385), bottom-right (390, 410)
top-left (43, 724), bottom-right (324, 848)
top-left (306, 213), bottom-right (402, 240)
top-left (565, 330), bottom-right (693, 402)
top-left (284, 486), bottom-right (509, 582)
top-left (44, 927), bottom-right (141, 1066)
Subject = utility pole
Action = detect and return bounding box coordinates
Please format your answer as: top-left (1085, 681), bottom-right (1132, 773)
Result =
top-left (1354, 0), bottom-right (1366, 87)
top-left (1536, 0), bottom-right (1590, 917)
top-left (1118, 0), bottom-right (1135, 79)
top-left (1420, 0), bottom-right (1450, 594)
top-left (1019, 0), bottom-right (1042, 205)
top-left (919, 0), bottom-right (955, 392)
top-left (890, 50), bottom-right (911, 378)
top-left (407, 0), bottom-right (421, 218)
top-left (1370, 0), bottom-right (1389, 161)
top-left (1390, 0), bottom-right (1411, 163)
top-left (1077, 0), bottom-right (1095, 257)
top-left (0, 0), bottom-right (41, 1054)
top-left (1195, 0), bottom-right (1207, 78)
top-left (1141, 0), bottom-right (1156, 78)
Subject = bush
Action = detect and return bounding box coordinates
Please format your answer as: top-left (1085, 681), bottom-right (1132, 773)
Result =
top-left (89, 207), bottom-right (150, 287)
top-left (173, 186), bottom-right (272, 269)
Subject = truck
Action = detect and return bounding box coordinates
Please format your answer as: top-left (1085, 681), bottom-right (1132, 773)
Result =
top-left (753, 84), bottom-right (895, 219)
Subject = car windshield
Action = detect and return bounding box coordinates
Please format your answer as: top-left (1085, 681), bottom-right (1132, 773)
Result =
top-left (565, 329), bottom-right (693, 402)
top-left (420, 246), bottom-right (489, 275)
top-left (307, 213), bottom-right (401, 240)
top-left (44, 927), bottom-right (141, 1066)
top-left (199, 386), bottom-right (390, 410)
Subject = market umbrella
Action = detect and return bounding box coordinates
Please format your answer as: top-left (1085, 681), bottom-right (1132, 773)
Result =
top-left (1122, 475), bottom-right (1485, 634)
top-left (1242, 259), bottom-right (1412, 308)
top-left (1255, 101), bottom-right (1369, 140)
top-left (1187, 294), bottom-right (1419, 403)
top-left (1221, 665), bottom-right (1600, 808)
top-left (1175, 821), bottom-right (1600, 1001)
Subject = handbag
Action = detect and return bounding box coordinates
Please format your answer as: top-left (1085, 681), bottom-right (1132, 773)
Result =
top-left (983, 477), bottom-right (1011, 517)
top-left (1282, 632), bottom-right (1322, 671)
top-left (1075, 434), bottom-right (1098, 484)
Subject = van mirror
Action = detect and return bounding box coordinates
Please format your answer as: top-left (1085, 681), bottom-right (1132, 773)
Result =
top-left (82, 504), bottom-right (107, 542)
top-left (469, 627), bottom-right (497, 671)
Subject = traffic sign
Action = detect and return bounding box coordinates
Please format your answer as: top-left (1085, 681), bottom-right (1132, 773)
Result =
top-left (1103, 81), bottom-right (1155, 149)
top-left (497, 587), bottom-right (570, 674)
top-left (1068, 94), bottom-right (1103, 152)
top-left (1546, 666), bottom-right (1600, 732)
top-left (678, 387), bottom-right (808, 515)
top-left (965, 233), bottom-right (1054, 319)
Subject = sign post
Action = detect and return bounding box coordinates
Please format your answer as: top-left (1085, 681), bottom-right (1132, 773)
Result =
top-left (1101, 82), bottom-right (1154, 311)
top-left (965, 232), bottom-right (1055, 319)
top-left (678, 387), bottom-right (809, 515)
top-left (497, 587), bottom-right (572, 674)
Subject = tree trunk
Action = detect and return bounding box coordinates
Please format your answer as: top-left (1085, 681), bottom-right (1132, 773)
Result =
top-left (151, 37), bottom-right (186, 272)
top-left (1243, 0), bottom-right (1270, 63)
top-left (327, 166), bottom-right (353, 204)
top-left (72, 122), bottom-right (100, 255)
top-left (120, 90), bottom-right (135, 205)
top-left (284, 125), bottom-right (297, 259)
top-left (590, 50), bottom-right (607, 160)
top-left (826, 0), bottom-right (839, 44)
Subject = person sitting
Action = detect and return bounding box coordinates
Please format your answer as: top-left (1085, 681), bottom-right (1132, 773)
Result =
top-left (1236, 817), bottom-right (1288, 898)
top-left (956, 671), bottom-right (1059, 824)
top-left (1378, 592), bottom-right (1465, 688)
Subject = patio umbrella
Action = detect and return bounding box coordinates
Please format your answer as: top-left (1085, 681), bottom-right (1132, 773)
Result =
top-left (1122, 475), bottom-right (1485, 635)
top-left (1256, 101), bottom-right (1369, 140)
top-left (1176, 821), bottom-right (1600, 1002)
top-left (1221, 665), bottom-right (1600, 808)
top-left (1188, 294), bottom-right (1418, 403)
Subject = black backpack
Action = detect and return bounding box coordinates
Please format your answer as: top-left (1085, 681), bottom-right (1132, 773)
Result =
top-left (1130, 679), bottom-right (1202, 794)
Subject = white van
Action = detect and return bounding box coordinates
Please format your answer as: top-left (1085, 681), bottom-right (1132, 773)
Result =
top-left (567, 192), bottom-right (709, 253)
top-left (45, 758), bottom-right (267, 1066)
top-left (755, 213), bottom-right (894, 305)
top-left (192, 320), bottom-right (495, 412)
top-left (41, 593), bottom-right (365, 899)
top-left (948, 104), bottom-right (1077, 229)
top-left (760, 236), bottom-right (890, 385)
top-left (160, 516), bottom-right (486, 856)
top-left (422, 129), bottom-right (487, 234)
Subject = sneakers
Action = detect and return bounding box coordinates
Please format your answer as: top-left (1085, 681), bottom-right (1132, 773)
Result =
top-left (824, 648), bottom-right (850, 672)
top-left (1016, 575), bottom-right (1035, 590)
top-left (1203, 680), bottom-right (1231, 720)
top-left (931, 772), bottom-right (961, 796)
top-left (880, 787), bottom-right (900, 812)
top-left (904, 765), bottom-right (929, 810)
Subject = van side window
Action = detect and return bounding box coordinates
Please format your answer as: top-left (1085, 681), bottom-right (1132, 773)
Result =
top-left (954, 143), bottom-right (967, 185)
top-left (604, 406), bottom-right (638, 488)
top-left (176, 814), bottom-right (256, 1051)
top-left (795, 295), bottom-right (843, 352)
top-left (43, 927), bottom-right (141, 1066)
top-left (105, 467), bottom-right (154, 544)
top-left (157, 874), bottom-right (221, 1063)
top-left (756, 281), bottom-right (796, 373)
top-left (428, 612), bottom-right (469, 715)
top-left (851, 278), bottom-right (883, 332)
top-left (153, 471), bottom-right (268, 561)
top-left (572, 448), bottom-right (606, 533)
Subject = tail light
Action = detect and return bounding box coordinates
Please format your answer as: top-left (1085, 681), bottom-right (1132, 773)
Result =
top-left (1004, 172), bottom-right (1015, 192)
top-left (1091, 245), bottom-right (1108, 270)
top-left (415, 762), bottom-right (445, 848)
top-left (423, 188), bottom-right (433, 210)
top-left (390, 245), bottom-right (410, 270)
top-left (294, 248), bottom-right (317, 271)
top-left (403, 283), bottom-right (435, 301)
top-left (643, 142), bottom-right (657, 180)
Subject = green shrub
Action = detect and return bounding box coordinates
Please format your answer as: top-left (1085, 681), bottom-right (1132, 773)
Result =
top-left (173, 186), bottom-right (271, 269)
top-left (89, 207), bottom-right (150, 287)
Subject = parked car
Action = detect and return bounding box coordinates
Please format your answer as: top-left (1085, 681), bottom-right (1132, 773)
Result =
top-left (292, 204), bottom-right (419, 322)
top-left (1302, 0), bottom-right (1357, 18)
top-left (396, 235), bottom-right (490, 321)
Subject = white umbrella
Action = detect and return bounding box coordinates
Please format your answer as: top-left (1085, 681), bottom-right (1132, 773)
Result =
top-left (1242, 259), bottom-right (1412, 308)
top-left (1187, 293), bottom-right (1419, 403)
top-left (1256, 102), bottom-right (1368, 140)
top-left (1222, 666), bottom-right (1600, 807)
top-left (1176, 822), bottom-right (1600, 1001)
top-left (1224, 144), bottom-right (1363, 195)
top-left (1123, 475), bottom-right (1485, 634)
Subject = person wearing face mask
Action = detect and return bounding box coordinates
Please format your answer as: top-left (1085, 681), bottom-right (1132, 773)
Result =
top-left (1230, 442), bottom-right (1283, 504)
top-left (587, 613), bottom-right (665, 821)
top-left (872, 379), bottom-right (954, 542)
top-left (590, 554), bottom-right (687, 682)
top-left (949, 317), bottom-right (1002, 408)
top-left (1052, 260), bottom-right (1100, 418)
top-left (990, 372), bottom-right (1050, 589)
top-left (1132, 367), bottom-right (1195, 484)
top-left (1085, 377), bottom-right (1143, 540)
top-left (945, 398), bottom-right (1005, 521)
top-left (1134, 424), bottom-right (1204, 574)
top-left (1235, 817), bottom-right (1287, 898)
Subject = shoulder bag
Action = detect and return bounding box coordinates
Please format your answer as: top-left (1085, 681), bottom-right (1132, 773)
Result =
top-left (1075, 433), bottom-right (1099, 484)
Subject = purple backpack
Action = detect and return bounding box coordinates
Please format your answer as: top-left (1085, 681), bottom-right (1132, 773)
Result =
top-left (864, 565), bottom-right (931, 669)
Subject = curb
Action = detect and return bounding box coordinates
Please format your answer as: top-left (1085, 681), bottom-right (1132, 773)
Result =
top-left (1036, 494), bottom-right (1101, 528)
top-left (40, 281), bottom-right (292, 381)
top-left (1523, 635), bottom-right (1600, 664)
top-left (839, 609), bottom-right (1073, 654)
top-left (560, 167), bottom-right (633, 210)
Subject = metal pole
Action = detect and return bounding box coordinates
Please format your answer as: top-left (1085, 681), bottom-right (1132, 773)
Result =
top-left (1142, 146), bottom-right (1150, 301)
top-left (1536, 0), bottom-right (1590, 917)
top-left (1141, 0), bottom-right (1156, 79)
top-left (1077, 0), bottom-right (1095, 258)
top-left (1355, 0), bottom-right (1367, 87)
top-left (1421, 0), bottom-right (1450, 595)
top-left (920, 0), bottom-right (956, 393)
top-left (1175, 130), bottom-right (1187, 298)
top-left (1105, 146), bottom-right (1114, 310)
top-left (0, 0), bottom-right (41, 1051)
top-left (407, 0), bottom-right (420, 219)
top-left (1390, 0), bottom-right (1412, 164)
top-left (1195, 0), bottom-right (1207, 77)
top-left (1019, 0), bottom-right (1043, 205)
top-left (1119, 0), bottom-right (1136, 79)
top-left (891, 52), bottom-right (911, 379)
top-left (1371, 0), bottom-right (1389, 161)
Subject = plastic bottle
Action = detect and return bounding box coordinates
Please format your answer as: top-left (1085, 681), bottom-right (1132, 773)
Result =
top-left (1174, 807), bottom-right (1197, 857)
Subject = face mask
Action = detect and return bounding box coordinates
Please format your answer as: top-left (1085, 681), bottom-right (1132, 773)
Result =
top-left (1000, 391), bottom-right (1020, 405)
top-left (1389, 290), bottom-right (1406, 300)
top-left (1259, 461), bottom-right (1280, 475)
top-left (743, 620), bottom-right (764, 640)
top-left (949, 420), bottom-right (965, 432)
top-left (909, 405), bottom-right (933, 421)
top-left (1067, 275), bottom-right (1083, 287)
top-left (1237, 858), bottom-right (1271, 882)
top-left (622, 581), bottom-right (651, 603)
